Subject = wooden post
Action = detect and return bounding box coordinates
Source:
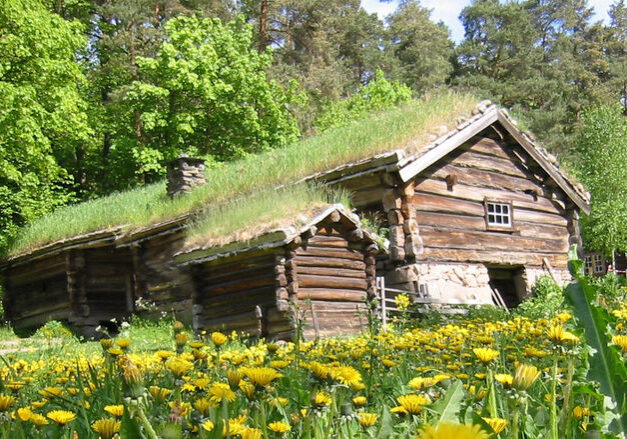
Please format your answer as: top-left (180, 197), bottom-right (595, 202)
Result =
top-left (377, 276), bottom-right (387, 330)
top-left (310, 303), bottom-right (320, 340)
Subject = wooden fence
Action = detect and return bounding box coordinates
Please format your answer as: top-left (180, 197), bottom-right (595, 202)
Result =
top-left (375, 276), bottom-right (508, 329)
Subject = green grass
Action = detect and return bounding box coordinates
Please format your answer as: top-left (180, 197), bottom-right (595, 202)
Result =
top-left (8, 92), bottom-right (478, 257)
top-left (185, 184), bottom-right (351, 249)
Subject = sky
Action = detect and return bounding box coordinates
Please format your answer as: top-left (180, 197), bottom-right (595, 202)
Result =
top-left (361, 0), bottom-right (618, 43)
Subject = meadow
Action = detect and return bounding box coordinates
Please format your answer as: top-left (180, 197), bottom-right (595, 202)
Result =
top-left (0, 272), bottom-right (625, 439)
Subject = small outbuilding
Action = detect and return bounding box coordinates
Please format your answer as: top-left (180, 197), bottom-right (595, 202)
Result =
top-left (175, 205), bottom-right (383, 340)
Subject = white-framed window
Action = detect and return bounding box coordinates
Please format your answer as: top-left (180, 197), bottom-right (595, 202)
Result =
top-left (584, 255), bottom-right (593, 275)
top-left (484, 200), bottom-right (513, 229)
top-left (593, 254), bottom-right (604, 274)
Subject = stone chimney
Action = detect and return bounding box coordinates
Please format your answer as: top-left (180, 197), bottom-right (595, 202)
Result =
top-left (166, 154), bottom-right (207, 197)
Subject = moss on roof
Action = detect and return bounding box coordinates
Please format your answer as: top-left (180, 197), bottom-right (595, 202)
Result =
top-left (7, 91), bottom-right (478, 257)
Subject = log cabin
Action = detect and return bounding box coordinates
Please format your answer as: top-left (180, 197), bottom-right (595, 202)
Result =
top-left (0, 99), bottom-right (590, 337)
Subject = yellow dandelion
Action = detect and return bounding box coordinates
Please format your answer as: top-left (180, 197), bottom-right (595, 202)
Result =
top-left (29, 413), bottom-right (49, 427)
top-left (482, 417), bottom-right (508, 434)
top-left (17, 407), bottom-right (32, 421)
top-left (47, 410), bottom-right (77, 425)
top-left (208, 382), bottom-right (236, 403)
top-left (418, 421), bottom-right (490, 439)
top-left (201, 419), bottom-right (214, 431)
top-left (513, 364), bottom-right (541, 390)
top-left (313, 391), bottom-right (332, 406)
top-left (116, 339), bottom-right (132, 349)
top-left (395, 293), bottom-right (411, 311)
top-left (241, 367), bottom-right (282, 387)
top-left (104, 405), bottom-right (124, 417)
top-left (357, 412), bottom-right (379, 427)
top-left (149, 385), bottom-right (172, 402)
top-left (394, 394), bottom-right (431, 414)
top-left (573, 406), bottom-right (591, 419)
top-left (494, 374), bottom-right (513, 386)
top-left (92, 418), bottom-right (121, 439)
top-left (472, 348), bottom-right (499, 364)
top-left (0, 395), bottom-right (15, 411)
top-left (241, 427), bottom-right (263, 439)
top-left (211, 331), bottom-right (228, 346)
top-left (166, 357), bottom-right (193, 377)
top-left (353, 396), bottom-right (367, 406)
top-left (268, 421), bottom-right (291, 433)
top-left (612, 334), bottom-right (627, 351)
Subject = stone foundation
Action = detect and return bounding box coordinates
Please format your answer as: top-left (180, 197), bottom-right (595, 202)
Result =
top-left (382, 262), bottom-right (571, 306)
top-left (414, 263), bottom-right (493, 304)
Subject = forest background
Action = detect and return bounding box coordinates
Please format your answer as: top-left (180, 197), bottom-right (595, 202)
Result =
top-left (1, 0), bottom-right (626, 257)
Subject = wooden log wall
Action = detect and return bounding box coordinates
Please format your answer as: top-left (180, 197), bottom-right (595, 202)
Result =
top-left (132, 231), bottom-right (196, 323)
top-left (192, 251), bottom-right (280, 337)
top-left (82, 247), bottom-right (133, 322)
top-left (411, 133), bottom-right (571, 268)
top-left (3, 255), bottom-right (70, 330)
top-left (292, 220), bottom-right (376, 339)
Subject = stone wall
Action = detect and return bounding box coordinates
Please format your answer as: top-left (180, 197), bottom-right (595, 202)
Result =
top-left (382, 262), bottom-right (570, 306)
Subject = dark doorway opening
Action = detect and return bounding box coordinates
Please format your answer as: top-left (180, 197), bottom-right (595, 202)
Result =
top-left (487, 267), bottom-right (524, 308)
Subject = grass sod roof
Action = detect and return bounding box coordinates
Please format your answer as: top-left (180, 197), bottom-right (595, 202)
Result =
top-left (6, 92), bottom-right (478, 258)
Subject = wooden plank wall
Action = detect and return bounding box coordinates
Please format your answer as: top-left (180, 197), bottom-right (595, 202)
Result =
top-left (193, 251), bottom-right (279, 337)
top-left (134, 231), bottom-right (196, 322)
top-left (412, 134), bottom-right (570, 267)
top-left (3, 255), bottom-right (70, 329)
top-left (293, 229), bottom-right (372, 339)
top-left (83, 247), bottom-right (133, 322)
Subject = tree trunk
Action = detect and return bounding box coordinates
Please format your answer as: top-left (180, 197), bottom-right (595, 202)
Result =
top-left (258, 0), bottom-right (269, 52)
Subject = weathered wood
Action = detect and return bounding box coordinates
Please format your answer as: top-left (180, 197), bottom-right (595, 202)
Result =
top-left (415, 178), bottom-right (562, 214)
top-left (419, 226), bottom-right (568, 253)
top-left (413, 192), bottom-right (568, 226)
top-left (297, 288), bottom-right (367, 302)
top-left (298, 274), bottom-right (367, 290)
top-left (294, 246), bottom-right (365, 261)
top-left (294, 255), bottom-right (366, 270)
top-left (295, 265), bottom-right (366, 278)
top-left (416, 248), bottom-right (568, 267)
top-left (431, 163), bottom-right (544, 194)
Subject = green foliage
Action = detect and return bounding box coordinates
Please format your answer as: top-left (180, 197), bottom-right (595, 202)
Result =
top-left (465, 305), bottom-right (509, 322)
top-left (316, 70), bottom-right (412, 132)
top-left (575, 104), bottom-right (627, 256)
top-left (0, 0), bottom-right (89, 251)
top-left (120, 15), bottom-right (301, 181)
top-left (454, 0), bottom-right (618, 153)
top-left (566, 246), bottom-right (627, 435)
top-left (514, 275), bottom-right (565, 320)
top-left (386, 0), bottom-right (454, 94)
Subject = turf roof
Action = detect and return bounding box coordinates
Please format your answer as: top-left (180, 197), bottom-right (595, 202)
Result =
top-left (7, 91), bottom-right (478, 258)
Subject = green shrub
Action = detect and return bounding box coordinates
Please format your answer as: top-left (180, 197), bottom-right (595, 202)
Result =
top-left (514, 275), bottom-right (565, 319)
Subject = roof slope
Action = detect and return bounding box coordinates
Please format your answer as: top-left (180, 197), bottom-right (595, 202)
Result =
top-left (4, 94), bottom-right (590, 261)
top-left (6, 92), bottom-right (477, 257)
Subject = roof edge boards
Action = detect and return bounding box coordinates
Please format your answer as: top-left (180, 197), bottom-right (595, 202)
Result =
top-left (496, 112), bottom-right (590, 215)
top-left (398, 107), bottom-right (499, 183)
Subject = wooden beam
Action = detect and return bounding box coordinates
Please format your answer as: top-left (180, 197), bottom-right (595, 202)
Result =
top-left (398, 107), bottom-right (499, 183)
top-left (496, 112), bottom-right (590, 214)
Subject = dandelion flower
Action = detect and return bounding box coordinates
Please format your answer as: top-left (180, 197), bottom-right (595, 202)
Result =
top-left (393, 394), bottom-right (431, 414)
top-left (241, 367), bottom-right (282, 387)
top-left (241, 427), bottom-right (263, 439)
top-left (30, 414), bottom-right (49, 427)
top-left (0, 395), bottom-right (15, 411)
top-left (47, 410), bottom-right (77, 425)
top-left (211, 332), bottom-right (228, 346)
top-left (357, 412), bottom-right (379, 427)
top-left (473, 348), bottom-right (499, 364)
top-left (268, 421), bottom-right (291, 433)
top-left (201, 420), bottom-right (215, 431)
top-left (313, 391), bottom-right (332, 406)
top-left (92, 418), bottom-right (121, 439)
top-left (418, 421), bottom-right (489, 439)
top-left (612, 334), bottom-right (627, 351)
top-left (208, 382), bottom-right (236, 403)
top-left (573, 406), bottom-right (591, 419)
top-left (17, 407), bottom-right (32, 421)
top-left (353, 396), bottom-right (367, 406)
top-left (149, 386), bottom-right (172, 402)
top-left (104, 405), bottom-right (124, 417)
top-left (482, 417), bottom-right (508, 434)
top-left (494, 374), bottom-right (513, 386)
top-left (513, 364), bottom-right (541, 390)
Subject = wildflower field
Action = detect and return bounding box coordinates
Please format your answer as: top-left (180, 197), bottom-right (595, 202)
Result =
top-left (0, 274), bottom-right (625, 438)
